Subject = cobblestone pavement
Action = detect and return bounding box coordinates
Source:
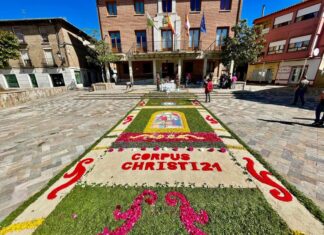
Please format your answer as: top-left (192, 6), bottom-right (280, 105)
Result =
top-left (0, 91), bottom-right (138, 221)
top-left (203, 91), bottom-right (324, 209)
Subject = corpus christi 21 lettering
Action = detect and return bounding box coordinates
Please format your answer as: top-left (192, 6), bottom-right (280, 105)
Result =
top-left (121, 152), bottom-right (222, 172)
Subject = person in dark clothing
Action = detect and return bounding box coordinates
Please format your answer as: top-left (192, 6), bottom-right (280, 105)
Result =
top-left (156, 73), bottom-right (161, 91)
top-left (292, 76), bottom-right (310, 106)
top-left (312, 91), bottom-right (324, 126)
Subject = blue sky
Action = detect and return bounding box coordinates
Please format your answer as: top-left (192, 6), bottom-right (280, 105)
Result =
top-left (0, 0), bottom-right (301, 37)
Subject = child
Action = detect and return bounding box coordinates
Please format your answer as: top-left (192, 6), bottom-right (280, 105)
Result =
top-left (204, 78), bottom-right (213, 102)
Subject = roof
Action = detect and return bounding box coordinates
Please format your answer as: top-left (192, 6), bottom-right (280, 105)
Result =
top-left (253, 0), bottom-right (320, 24)
top-left (0, 17), bottom-right (94, 41)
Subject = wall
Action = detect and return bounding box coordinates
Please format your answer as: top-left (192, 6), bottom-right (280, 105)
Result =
top-left (0, 87), bottom-right (67, 109)
top-left (276, 58), bottom-right (321, 84)
top-left (314, 55), bottom-right (324, 87)
top-left (97, 0), bottom-right (240, 53)
top-left (246, 62), bottom-right (279, 82)
top-left (255, 0), bottom-right (323, 63)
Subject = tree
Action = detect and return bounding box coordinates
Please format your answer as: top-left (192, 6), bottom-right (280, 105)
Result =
top-left (221, 20), bottom-right (264, 71)
top-left (86, 39), bottom-right (120, 83)
top-left (0, 30), bottom-right (20, 68)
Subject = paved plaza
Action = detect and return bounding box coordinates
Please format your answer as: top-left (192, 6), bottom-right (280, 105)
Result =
top-left (0, 86), bottom-right (323, 234)
top-left (0, 91), bottom-right (138, 220)
top-left (204, 88), bottom-right (324, 209)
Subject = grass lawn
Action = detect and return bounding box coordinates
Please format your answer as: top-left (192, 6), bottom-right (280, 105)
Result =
top-left (146, 99), bottom-right (193, 106)
top-left (34, 185), bottom-right (290, 235)
top-left (124, 108), bottom-right (213, 133)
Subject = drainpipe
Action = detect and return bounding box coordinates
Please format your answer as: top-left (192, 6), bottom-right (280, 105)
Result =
top-left (309, 10), bottom-right (324, 58)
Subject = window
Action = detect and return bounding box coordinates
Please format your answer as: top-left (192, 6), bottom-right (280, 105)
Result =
top-left (296, 4), bottom-right (321, 22)
top-left (107, 1), bottom-right (117, 15)
top-left (29, 74), bottom-right (38, 88)
top-left (13, 28), bottom-right (25, 43)
top-left (273, 13), bottom-right (293, 28)
top-left (220, 0), bottom-right (231, 10)
top-left (289, 66), bottom-right (308, 83)
top-left (20, 50), bottom-right (32, 67)
top-left (162, 30), bottom-right (173, 50)
top-left (74, 71), bottom-right (82, 84)
top-left (43, 49), bottom-right (54, 66)
top-left (288, 35), bottom-right (311, 52)
top-left (134, 0), bottom-right (144, 14)
top-left (109, 31), bottom-right (121, 52)
top-left (190, 0), bottom-right (201, 12)
top-left (189, 29), bottom-right (200, 49)
top-left (268, 45), bottom-right (285, 54)
top-left (135, 31), bottom-right (147, 51)
top-left (4, 74), bottom-right (19, 88)
top-left (39, 27), bottom-right (49, 43)
top-left (216, 27), bottom-right (229, 47)
top-left (268, 40), bottom-right (286, 55)
top-left (162, 0), bottom-right (172, 13)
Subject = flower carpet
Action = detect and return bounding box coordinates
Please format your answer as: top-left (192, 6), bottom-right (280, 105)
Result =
top-left (0, 98), bottom-right (323, 235)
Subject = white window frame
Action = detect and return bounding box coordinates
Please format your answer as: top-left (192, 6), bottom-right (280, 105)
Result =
top-left (43, 49), bottom-right (55, 66)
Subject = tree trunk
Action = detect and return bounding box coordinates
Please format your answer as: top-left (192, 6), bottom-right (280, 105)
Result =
top-left (101, 64), bottom-right (106, 83)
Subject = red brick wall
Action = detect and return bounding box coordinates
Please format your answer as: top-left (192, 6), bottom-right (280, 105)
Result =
top-left (255, 0), bottom-right (323, 62)
top-left (97, 0), bottom-right (240, 53)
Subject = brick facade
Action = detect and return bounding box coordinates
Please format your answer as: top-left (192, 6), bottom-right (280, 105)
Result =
top-left (97, 0), bottom-right (241, 83)
top-left (247, 0), bottom-right (324, 86)
top-left (0, 18), bottom-right (100, 89)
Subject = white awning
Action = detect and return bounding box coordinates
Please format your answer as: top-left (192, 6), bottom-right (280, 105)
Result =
top-left (269, 40), bottom-right (286, 47)
top-left (290, 35), bottom-right (312, 43)
top-left (274, 13), bottom-right (293, 25)
top-left (297, 3), bottom-right (321, 17)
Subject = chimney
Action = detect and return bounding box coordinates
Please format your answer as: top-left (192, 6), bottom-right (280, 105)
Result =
top-left (262, 5), bottom-right (266, 17)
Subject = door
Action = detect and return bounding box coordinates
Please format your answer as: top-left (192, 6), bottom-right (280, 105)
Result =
top-left (4, 74), bottom-right (19, 88)
top-left (135, 31), bottom-right (147, 52)
top-left (189, 29), bottom-right (200, 50)
top-left (29, 74), bottom-right (38, 87)
top-left (162, 30), bottom-right (173, 51)
top-left (50, 74), bottom-right (65, 87)
top-left (162, 63), bottom-right (174, 78)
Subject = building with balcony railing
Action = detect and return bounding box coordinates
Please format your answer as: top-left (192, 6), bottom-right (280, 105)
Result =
top-left (247, 0), bottom-right (324, 87)
top-left (97, 0), bottom-right (242, 84)
top-left (0, 18), bottom-right (101, 89)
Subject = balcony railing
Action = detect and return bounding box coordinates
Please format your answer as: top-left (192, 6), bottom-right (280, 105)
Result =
top-left (41, 59), bottom-right (56, 67)
top-left (127, 40), bottom-right (203, 55)
top-left (204, 40), bottom-right (223, 52)
top-left (261, 28), bottom-right (270, 35)
top-left (19, 59), bottom-right (33, 68)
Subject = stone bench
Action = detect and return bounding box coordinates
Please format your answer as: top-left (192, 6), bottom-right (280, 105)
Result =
top-left (92, 83), bottom-right (116, 91)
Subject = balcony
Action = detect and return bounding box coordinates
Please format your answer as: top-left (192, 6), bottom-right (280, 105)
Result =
top-left (261, 28), bottom-right (270, 35)
top-left (128, 40), bottom-right (203, 55)
top-left (41, 59), bottom-right (56, 67)
top-left (19, 59), bottom-right (33, 68)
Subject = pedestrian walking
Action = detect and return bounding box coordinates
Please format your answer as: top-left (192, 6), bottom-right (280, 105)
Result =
top-left (204, 78), bottom-right (213, 102)
top-left (292, 76), bottom-right (310, 106)
top-left (156, 73), bottom-right (160, 91)
top-left (312, 91), bottom-right (324, 127)
top-left (231, 73), bottom-right (238, 89)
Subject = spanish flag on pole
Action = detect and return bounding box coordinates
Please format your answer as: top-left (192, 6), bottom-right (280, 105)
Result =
top-left (185, 13), bottom-right (190, 36)
top-left (167, 15), bottom-right (175, 34)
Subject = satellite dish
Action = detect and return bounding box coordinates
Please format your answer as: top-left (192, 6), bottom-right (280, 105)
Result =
top-left (313, 48), bottom-right (320, 57)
